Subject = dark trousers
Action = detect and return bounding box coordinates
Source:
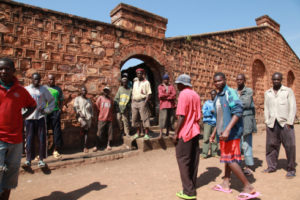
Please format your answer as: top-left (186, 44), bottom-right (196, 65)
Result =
top-left (25, 118), bottom-right (47, 161)
top-left (266, 121), bottom-right (296, 172)
top-left (47, 110), bottom-right (63, 149)
top-left (176, 135), bottom-right (200, 196)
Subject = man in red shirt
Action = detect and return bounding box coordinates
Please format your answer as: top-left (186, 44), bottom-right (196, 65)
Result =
top-left (158, 74), bottom-right (176, 138)
top-left (0, 58), bottom-right (36, 200)
top-left (95, 87), bottom-right (114, 151)
top-left (172, 74), bottom-right (201, 200)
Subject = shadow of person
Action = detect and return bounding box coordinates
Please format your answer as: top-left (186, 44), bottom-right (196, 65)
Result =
top-left (33, 182), bottom-right (107, 200)
top-left (197, 167), bottom-right (222, 188)
top-left (251, 157), bottom-right (263, 172)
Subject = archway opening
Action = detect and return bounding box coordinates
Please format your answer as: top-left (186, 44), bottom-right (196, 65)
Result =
top-left (120, 55), bottom-right (166, 124)
top-left (252, 59), bottom-right (267, 122)
top-left (287, 70), bottom-right (295, 90)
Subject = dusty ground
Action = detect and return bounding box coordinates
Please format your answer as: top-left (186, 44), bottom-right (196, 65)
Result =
top-left (11, 125), bottom-right (300, 200)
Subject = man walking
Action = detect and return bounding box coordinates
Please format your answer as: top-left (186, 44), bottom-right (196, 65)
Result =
top-left (236, 74), bottom-right (257, 175)
top-left (131, 68), bottom-right (152, 140)
top-left (114, 77), bottom-right (132, 137)
top-left (200, 89), bottom-right (218, 159)
top-left (46, 74), bottom-right (64, 159)
top-left (173, 74), bottom-right (201, 200)
top-left (24, 73), bottom-right (55, 168)
top-left (263, 72), bottom-right (296, 178)
top-left (0, 58), bottom-right (36, 200)
top-left (158, 74), bottom-right (176, 138)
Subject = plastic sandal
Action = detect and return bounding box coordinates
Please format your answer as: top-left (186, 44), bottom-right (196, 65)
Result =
top-left (143, 134), bottom-right (150, 140)
top-left (237, 192), bottom-right (260, 200)
top-left (38, 160), bottom-right (46, 168)
top-left (212, 184), bottom-right (232, 193)
top-left (176, 191), bottom-right (196, 199)
top-left (132, 134), bottom-right (139, 140)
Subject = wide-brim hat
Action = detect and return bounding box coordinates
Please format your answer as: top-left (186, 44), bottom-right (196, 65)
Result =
top-left (175, 74), bottom-right (192, 87)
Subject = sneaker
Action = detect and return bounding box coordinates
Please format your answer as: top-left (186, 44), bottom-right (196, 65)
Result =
top-left (200, 154), bottom-right (208, 159)
top-left (286, 171), bottom-right (296, 179)
top-left (176, 191), bottom-right (196, 199)
top-left (53, 150), bottom-right (62, 159)
top-left (38, 160), bottom-right (46, 168)
top-left (24, 160), bottom-right (31, 167)
top-left (143, 134), bottom-right (150, 140)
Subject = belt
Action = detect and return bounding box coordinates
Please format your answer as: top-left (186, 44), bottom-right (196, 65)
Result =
top-left (133, 98), bottom-right (146, 102)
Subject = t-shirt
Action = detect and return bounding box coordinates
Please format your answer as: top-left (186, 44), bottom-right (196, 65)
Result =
top-left (0, 78), bottom-right (36, 144)
top-left (216, 98), bottom-right (223, 136)
top-left (176, 87), bottom-right (201, 142)
top-left (96, 95), bottom-right (113, 121)
top-left (47, 85), bottom-right (64, 111)
top-left (114, 86), bottom-right (132, 113)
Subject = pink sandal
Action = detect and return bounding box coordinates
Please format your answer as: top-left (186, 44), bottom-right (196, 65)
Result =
top-left (237, 191), bottom-right (260, 200)
top-left (212, 184), bottom-right (232, 193)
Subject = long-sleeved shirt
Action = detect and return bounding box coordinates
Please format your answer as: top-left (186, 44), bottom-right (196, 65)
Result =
top-left (114, 86), bottom-right (132, 113)
top-left (264, 85), bottom-right (296, 128)
top-left (202, 100), bottom-right (216, 126)
top-left (74, 96), bottom-right (93, 121)
top-left (158, 84), bottom-right (176, 110)
top-left (25, 84), bottom-right (55, 120)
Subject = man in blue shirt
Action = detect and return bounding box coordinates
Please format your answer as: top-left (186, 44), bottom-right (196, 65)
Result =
top-left (201, 89), bottom-right (218, 159)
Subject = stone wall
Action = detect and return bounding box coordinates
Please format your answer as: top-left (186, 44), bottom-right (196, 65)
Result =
top-left (0, 1), bottom-right (299, 148)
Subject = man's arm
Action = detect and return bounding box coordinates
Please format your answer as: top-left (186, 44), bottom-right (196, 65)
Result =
top-left (219, 115), bottom-right (239, 141)
top-left (22, 106), bottom-right (36, 119)
top-left (44, 89), bottom-right (55, 114)
top-left (172, 115), bottom-right (185, 145)
top-left (287, 89), bottom-right (297, 126)
top-left (264, 92), bottom-right (270, 124)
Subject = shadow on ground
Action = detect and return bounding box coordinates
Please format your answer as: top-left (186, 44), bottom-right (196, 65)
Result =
top-left (33, 182), bottom-right (107, 200)
top-left (197, 167), bottom-right (222, 188)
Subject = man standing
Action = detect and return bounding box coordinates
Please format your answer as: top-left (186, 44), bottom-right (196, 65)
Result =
top-left (236, 74), bottom-right (257, 175)
top-left (0, 58), bottom-right (36, 200)
top-left (158, 74), bottom-right (176, 138)
top-left (173, 74), bottom-right (201, 200)
top-left (95, 87), bottom-right (114, 151)
top-left (114, 77), bottom-right (132, 137)
top-left (200, 89), bottom-right (218, 159)
top-left (131, 68), bottom-right (152, 140)
top-left (263, 72), bottom-right (296, 178)
top-left (46, 74), bottom-right (64, 159)
top-left (24, 73), bottom-right (55, 168)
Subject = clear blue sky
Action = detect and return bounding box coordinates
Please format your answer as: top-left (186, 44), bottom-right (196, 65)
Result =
top-left (14, 0), bottom-right (300, 58)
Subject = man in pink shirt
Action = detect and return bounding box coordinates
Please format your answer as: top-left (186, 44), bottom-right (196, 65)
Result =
top-left (158, 74), bottom-right (176, 138)
top-left (95, 86), bottom-right (113, 151)
top-left (173, 74), bottom-right (201, 200)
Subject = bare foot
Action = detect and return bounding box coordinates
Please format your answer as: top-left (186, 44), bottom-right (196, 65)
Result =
top-left (83, 148), bottom-right (89, 153)
top-left (92, 147), bottom-right (97, 152)
top-left (238, 184), bottom-right (256, 199)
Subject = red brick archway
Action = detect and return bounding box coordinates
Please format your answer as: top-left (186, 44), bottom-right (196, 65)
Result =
top-left (252, 59), bottom-right (267, 122)
top-left (287, 70), bottom-right (295, 90)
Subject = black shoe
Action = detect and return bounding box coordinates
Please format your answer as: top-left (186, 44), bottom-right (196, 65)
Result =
top-left (286, 171), bottom-right (296, 179)
top-left (262, 168), bottom-right (276, 173)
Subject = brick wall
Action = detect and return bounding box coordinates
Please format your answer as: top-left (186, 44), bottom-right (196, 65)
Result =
top-left (0, 1), bottom-right (299, 148)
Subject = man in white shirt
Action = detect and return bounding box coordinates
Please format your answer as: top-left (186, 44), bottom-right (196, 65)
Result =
top-left (24, 73), bottom-right (55, 168)
top-left (263, 72), bottom-right (296, 179)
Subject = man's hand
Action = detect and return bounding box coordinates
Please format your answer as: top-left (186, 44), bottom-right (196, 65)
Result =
top-left (171, 134), bottom-right (178, 146)
top-left (209, 135), bottom-right (215, 143)
top-left (219, 129), bottom-right (230, 141)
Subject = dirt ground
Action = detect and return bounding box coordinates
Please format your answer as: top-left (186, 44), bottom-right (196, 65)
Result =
top-left (11, 125), bottom-right (300, 200)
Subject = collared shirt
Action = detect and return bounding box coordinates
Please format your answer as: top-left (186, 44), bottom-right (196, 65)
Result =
top-left (202, 100), bottom-right (216, 126)
top-left (74, 96), bottom-right (93, 121)
top-left (176, 87), bottom-right (201, 142)
top-left (96, 95), bottom-right (113, 121)
top-left (158, 83), bottom-right (176, 110)
top-left (0, 78), bottom-right (36, 144)
top-left (25, 84), bottom-right (55, 120)
top-left (264, 85), bottom-right (296, 128)
top-left (132, 78), bottom-right (152, 101)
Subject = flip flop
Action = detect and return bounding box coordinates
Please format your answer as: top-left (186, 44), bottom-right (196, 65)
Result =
top-left (212, 184), bottom-right (232, 193)
top-left (175, 191), bottom-right (196, 199)
top-left (237, 192), bottom-right (260, 200)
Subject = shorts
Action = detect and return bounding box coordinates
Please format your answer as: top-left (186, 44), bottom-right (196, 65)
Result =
top-left (219, 139), bottom-right (241, 163)
top-left (159, 108), bottom-right (174, 129)
top-left (0, 141), bottom-right (23, 193)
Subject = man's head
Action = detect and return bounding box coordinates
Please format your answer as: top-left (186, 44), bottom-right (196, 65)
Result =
top-left (103, 86), bottom-right (111, 96)
top-left (32, 72), bottom-right (41, 87)
top-left (121, 77), bottom-right (128, 87)
top-left (48, 74), bottom-right (55, 87)
top-left (236, 74), bottom-right (246, 89)
top-left (136, 68), bottom-right (144, 80)
top-left (210, 89), bottom-right (217, 100)
top-left (272, 72), bottom-right (283, 89)
top-left (175, 74), bottom-right (192, 91)
top-left (81, 86), bottom-right (87, 97)
top-left (0, 57), bottom-right (15, 84)
top-left (213, 72), bottom-right (226, 92)
top-left (162, 74), bottom-right (169, 84)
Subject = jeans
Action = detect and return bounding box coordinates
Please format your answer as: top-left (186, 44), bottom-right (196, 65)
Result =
top-left (240, 134), bottom-right (254, 166)
top-left (0, 141), bottom-right (22, 193)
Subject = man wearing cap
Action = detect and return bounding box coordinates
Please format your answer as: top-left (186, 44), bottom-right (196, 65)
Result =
top-left (131, 68), bottom-right (152, 140)
top-left (158, 74), bottom-right (176, 138)
top-left (173, 74), bottom-right (201, 200)
top-left (95, 86), bottom-right (114, 151)
top-left (114, 77), bottom-right (132, 137)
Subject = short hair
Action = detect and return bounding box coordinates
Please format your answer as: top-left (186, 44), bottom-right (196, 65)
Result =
top-left (0, 57), bottom-right (15, 69)
top-left (272, 72), bottom-right (283, 79)
top-left (32, 72), bottom-right (41, 79)
top-left (237, 73), bottom-right (246, 80)
top-left (213, 72), bottom-right (226, 79)
top-left (210, 89), bottom-right (217, 94)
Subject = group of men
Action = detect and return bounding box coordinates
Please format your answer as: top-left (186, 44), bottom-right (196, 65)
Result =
top-left (0, 56), bottom-right (297, 200)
